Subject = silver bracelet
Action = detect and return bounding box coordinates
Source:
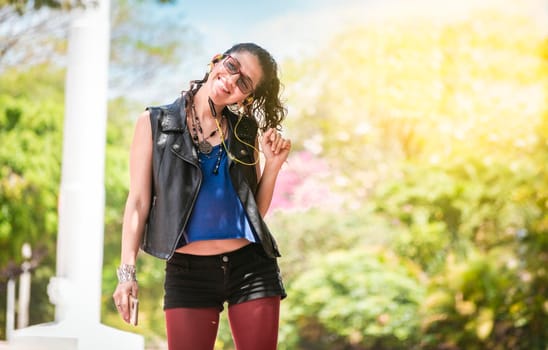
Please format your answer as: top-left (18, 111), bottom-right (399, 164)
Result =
top-left (116, 264), bottom-right (137, 283)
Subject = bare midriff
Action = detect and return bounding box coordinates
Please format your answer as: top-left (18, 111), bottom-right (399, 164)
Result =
top-left (174, 238), bottom-right (251, 256)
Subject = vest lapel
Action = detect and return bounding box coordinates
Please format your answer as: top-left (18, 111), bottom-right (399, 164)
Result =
top-left (161, 97), bottom-right (198, 163)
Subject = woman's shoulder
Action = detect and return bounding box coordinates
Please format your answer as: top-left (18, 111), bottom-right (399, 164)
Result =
top-left (147, 97), bottom-right (185, 133)
top-left (146, 97), bottom-right (181, 116)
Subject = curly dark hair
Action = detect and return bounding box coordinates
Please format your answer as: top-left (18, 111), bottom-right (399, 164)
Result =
top-left (223, 43), bottom-right (286, 131)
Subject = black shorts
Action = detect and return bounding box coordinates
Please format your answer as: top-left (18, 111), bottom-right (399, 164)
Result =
top-left (163, 243), bottom-right (286, 311)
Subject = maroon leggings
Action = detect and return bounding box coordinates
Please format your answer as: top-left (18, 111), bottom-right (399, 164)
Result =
top-left (165, 296), bottom-right (281, 350)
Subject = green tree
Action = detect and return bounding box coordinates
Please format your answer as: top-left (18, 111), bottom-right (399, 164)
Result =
top-left (0, 65), bottom-right (65, 339)
top-left (273, 3), bottom-right (547, 349)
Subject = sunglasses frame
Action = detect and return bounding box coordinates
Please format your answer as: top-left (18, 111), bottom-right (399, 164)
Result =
top-left (221, 55), bottom-right (255, 95)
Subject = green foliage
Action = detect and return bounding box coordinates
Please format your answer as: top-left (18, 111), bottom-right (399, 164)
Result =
top-left (372, 156), bottom-right (538, 272)
top-left (421, 241), bottom-right (547, 350)
top-left (0, 66), bottom-right (64, 265)
top-left (370, 153), bottom-right (548, 349)
top-left (280, 248), bottom-right (425, 350)
top-left (0, 0), bottom-right (86, 15)
top-left (275, 4), bottom-right (547, 349)
top-left (271, 206), bottom-right (389, 279)
top-left (0, 65), bottom-right (65, 339)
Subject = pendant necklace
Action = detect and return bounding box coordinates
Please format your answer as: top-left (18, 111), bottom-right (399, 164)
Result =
top-left (198, 134), bottom-right (215, 154)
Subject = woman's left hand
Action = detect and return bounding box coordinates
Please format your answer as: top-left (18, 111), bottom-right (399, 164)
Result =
top-left (260, 128), bottom-right (291, 169)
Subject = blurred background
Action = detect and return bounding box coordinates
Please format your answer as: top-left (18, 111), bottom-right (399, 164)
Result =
top-left (0, 0), bottom-right (547, 349)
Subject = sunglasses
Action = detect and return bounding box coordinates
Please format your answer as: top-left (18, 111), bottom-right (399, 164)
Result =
top-left (222, 55), bottom-right (255, 94)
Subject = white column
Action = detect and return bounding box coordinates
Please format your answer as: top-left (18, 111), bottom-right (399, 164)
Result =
top-left (10, 1), bottom-right (143, 349)
top-left (5, 278), bottom-right (15, 341)
top-left (51, 0), bottom-right (111, 323)
top-left (17, 243), bottom-right (32, 329)
top-left (16, 267), bottom-right (30, 329)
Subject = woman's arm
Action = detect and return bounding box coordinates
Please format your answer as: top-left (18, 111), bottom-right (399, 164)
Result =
top-left (255, 128), bottom-right (291, 217)
top-left (113, 110), bottom-right (153, 323)
top-left (120, 111), bottom-right (153, 265)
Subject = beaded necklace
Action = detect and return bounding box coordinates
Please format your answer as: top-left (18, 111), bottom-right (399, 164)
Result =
top-left (189, 102), bottom-right (224, 155)
top-left (188, 97), bottom-right (226, 175)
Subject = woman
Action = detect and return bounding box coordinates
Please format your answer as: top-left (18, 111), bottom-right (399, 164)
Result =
top-left (112, 42), bottom-right (291, 350)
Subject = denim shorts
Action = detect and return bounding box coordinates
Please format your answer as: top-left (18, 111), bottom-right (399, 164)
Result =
top-left (163, 243), bottom-right (286, 311)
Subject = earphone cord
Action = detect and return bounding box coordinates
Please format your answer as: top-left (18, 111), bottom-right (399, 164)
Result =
top-left (215, 116), bottom-right (260, 166)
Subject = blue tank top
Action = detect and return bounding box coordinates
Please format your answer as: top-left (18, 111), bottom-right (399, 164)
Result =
top-left (180, 144), bottom-right (257, 245)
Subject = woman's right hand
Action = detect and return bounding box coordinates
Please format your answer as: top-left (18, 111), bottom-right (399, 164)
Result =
top-left (112, 281), bottom-right (139, 324)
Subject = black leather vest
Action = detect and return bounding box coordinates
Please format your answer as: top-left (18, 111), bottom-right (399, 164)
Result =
top-left (140, 97), bottom-right (281, 259)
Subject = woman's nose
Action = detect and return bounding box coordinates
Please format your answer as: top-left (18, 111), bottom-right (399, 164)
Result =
top-left (226, 73), bottom-right (240, 86)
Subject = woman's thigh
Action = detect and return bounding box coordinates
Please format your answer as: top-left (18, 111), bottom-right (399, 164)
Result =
top-left (165, 307), bottom-right (220, 350)
top-left (228, 296), bottom-right (281, 350)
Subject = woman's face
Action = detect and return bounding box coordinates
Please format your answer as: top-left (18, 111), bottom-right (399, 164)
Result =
top-left (206, 51), bottom-right (263, 106)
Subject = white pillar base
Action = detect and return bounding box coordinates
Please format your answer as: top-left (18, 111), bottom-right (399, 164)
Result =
top-left (9, 321), bottom-right (143, 350)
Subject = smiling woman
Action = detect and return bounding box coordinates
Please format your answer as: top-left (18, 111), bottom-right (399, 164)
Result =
top-left (112, 42), bottom-right (292, 350)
